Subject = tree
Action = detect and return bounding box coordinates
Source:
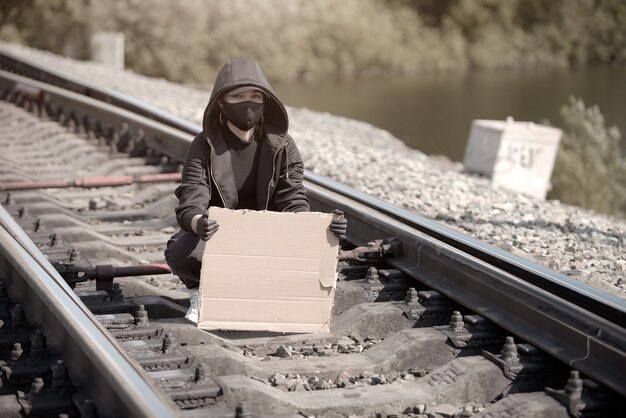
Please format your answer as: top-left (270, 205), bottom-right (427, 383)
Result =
top-left (550, 97), bottom-right (626, 218)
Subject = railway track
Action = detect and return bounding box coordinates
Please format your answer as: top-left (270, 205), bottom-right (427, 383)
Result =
top-left (0, 50), bottom-right (625, 417)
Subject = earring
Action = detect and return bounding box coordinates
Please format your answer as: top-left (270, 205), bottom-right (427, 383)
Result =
top-left (219, 112), bottom-right (223, 125)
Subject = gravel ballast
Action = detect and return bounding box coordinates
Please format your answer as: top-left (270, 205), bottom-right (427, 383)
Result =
top-left (1, 41), bottom-right (624, 299)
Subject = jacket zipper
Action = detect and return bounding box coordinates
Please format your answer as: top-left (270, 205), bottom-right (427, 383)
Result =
top-left (206, 142), bottom-right (227, 207)
top-left (265, 147), bottom-right (282, 210)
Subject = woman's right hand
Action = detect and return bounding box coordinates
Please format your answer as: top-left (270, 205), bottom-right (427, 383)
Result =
top-left (197, 215), bottom-right (219, 241)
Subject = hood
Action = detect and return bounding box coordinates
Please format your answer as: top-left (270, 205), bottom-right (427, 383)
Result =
top-left (203, 59), bottom-right (289, 136)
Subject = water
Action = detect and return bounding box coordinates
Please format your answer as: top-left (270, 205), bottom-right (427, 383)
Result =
top-left (274, 67), bottom-right (626, 161)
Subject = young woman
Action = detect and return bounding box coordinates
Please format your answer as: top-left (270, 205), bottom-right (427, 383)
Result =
top-left (165, 59), bottom-right (347, 293)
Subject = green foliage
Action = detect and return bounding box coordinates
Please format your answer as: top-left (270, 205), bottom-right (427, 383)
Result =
top-left (1, 0), bottom-right (625, 82)
top-left (549, 97), bottom-right (626, 218)
top-left (94, 0), bottom-right (212, 83)
top-left (0, 0), bottom-right (91, 57)
top-left (198, 0), bottom-right (466, 81)
top-left (587, 0), bottom-right (626, 65)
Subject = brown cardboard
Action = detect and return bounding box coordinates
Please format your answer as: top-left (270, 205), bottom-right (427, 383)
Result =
top-left (197, 207), bottom-right (339, 333)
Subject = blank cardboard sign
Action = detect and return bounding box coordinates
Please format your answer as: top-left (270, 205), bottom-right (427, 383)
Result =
top-left (197, 207), bottom-right (339, 333)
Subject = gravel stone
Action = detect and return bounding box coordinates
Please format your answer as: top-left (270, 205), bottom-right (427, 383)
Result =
top-left (4, 40), bottom-right (624, 299)
top-left (275, 345), bottom-right (292, 358)
top-left (269, 373), bottom-right (289, 388)
top-left (336, 335), bottom-right (356, 353)
top-left (427, 403), bottom-right (458, 417)
top-left (318, 348), bottom-right (335, 356)
top-left (336, 336), bottom-right (355, 346)
top-left (349, 331), bottom-right (365, 344)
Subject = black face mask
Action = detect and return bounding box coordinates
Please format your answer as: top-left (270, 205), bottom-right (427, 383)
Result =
top-left (221, 101), bottom-right (264, 131)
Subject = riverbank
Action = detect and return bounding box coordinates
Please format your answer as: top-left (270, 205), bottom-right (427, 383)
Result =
top-left (1, 41), bottom-right (624, 299)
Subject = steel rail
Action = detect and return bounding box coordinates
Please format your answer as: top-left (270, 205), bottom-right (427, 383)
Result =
top-left (0, 46), bottom-right (199, 134)
top-left (1, 59), bottom-right (625, 395)
top-left (305, 172), bottom-right (626, 327)
top-left (0, 205), bottom-right (179, 417)
top-left (0, 69), bottom-right (192, 163)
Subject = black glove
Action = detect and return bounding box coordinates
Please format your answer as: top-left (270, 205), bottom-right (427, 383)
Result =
top-left (197, 214), bottom-right (219, 241)
top-left (330, 209), bottom-right (348, 240)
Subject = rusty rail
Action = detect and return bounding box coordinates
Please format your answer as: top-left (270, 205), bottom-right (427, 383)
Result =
top-left (1, 173), bottom-right (182, 191)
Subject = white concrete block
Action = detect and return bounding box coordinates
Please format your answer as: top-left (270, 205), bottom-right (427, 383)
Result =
top-left (463, 118), bottom-right (562, 199)
top-left (90, 32), bottom-right (124, 70)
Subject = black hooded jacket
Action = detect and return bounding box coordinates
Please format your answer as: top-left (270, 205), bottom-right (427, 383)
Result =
top-left (174, 59), bottom-right (309, 232)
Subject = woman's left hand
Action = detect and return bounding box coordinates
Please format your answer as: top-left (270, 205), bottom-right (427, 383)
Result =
top-left (330, 209), bottom-right (348, 240)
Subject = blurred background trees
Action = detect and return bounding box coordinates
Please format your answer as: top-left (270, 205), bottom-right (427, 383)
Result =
top-left (549, 98), bottom-right (625, 217)
top-left (1, 0), bottom-right (624, 83)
